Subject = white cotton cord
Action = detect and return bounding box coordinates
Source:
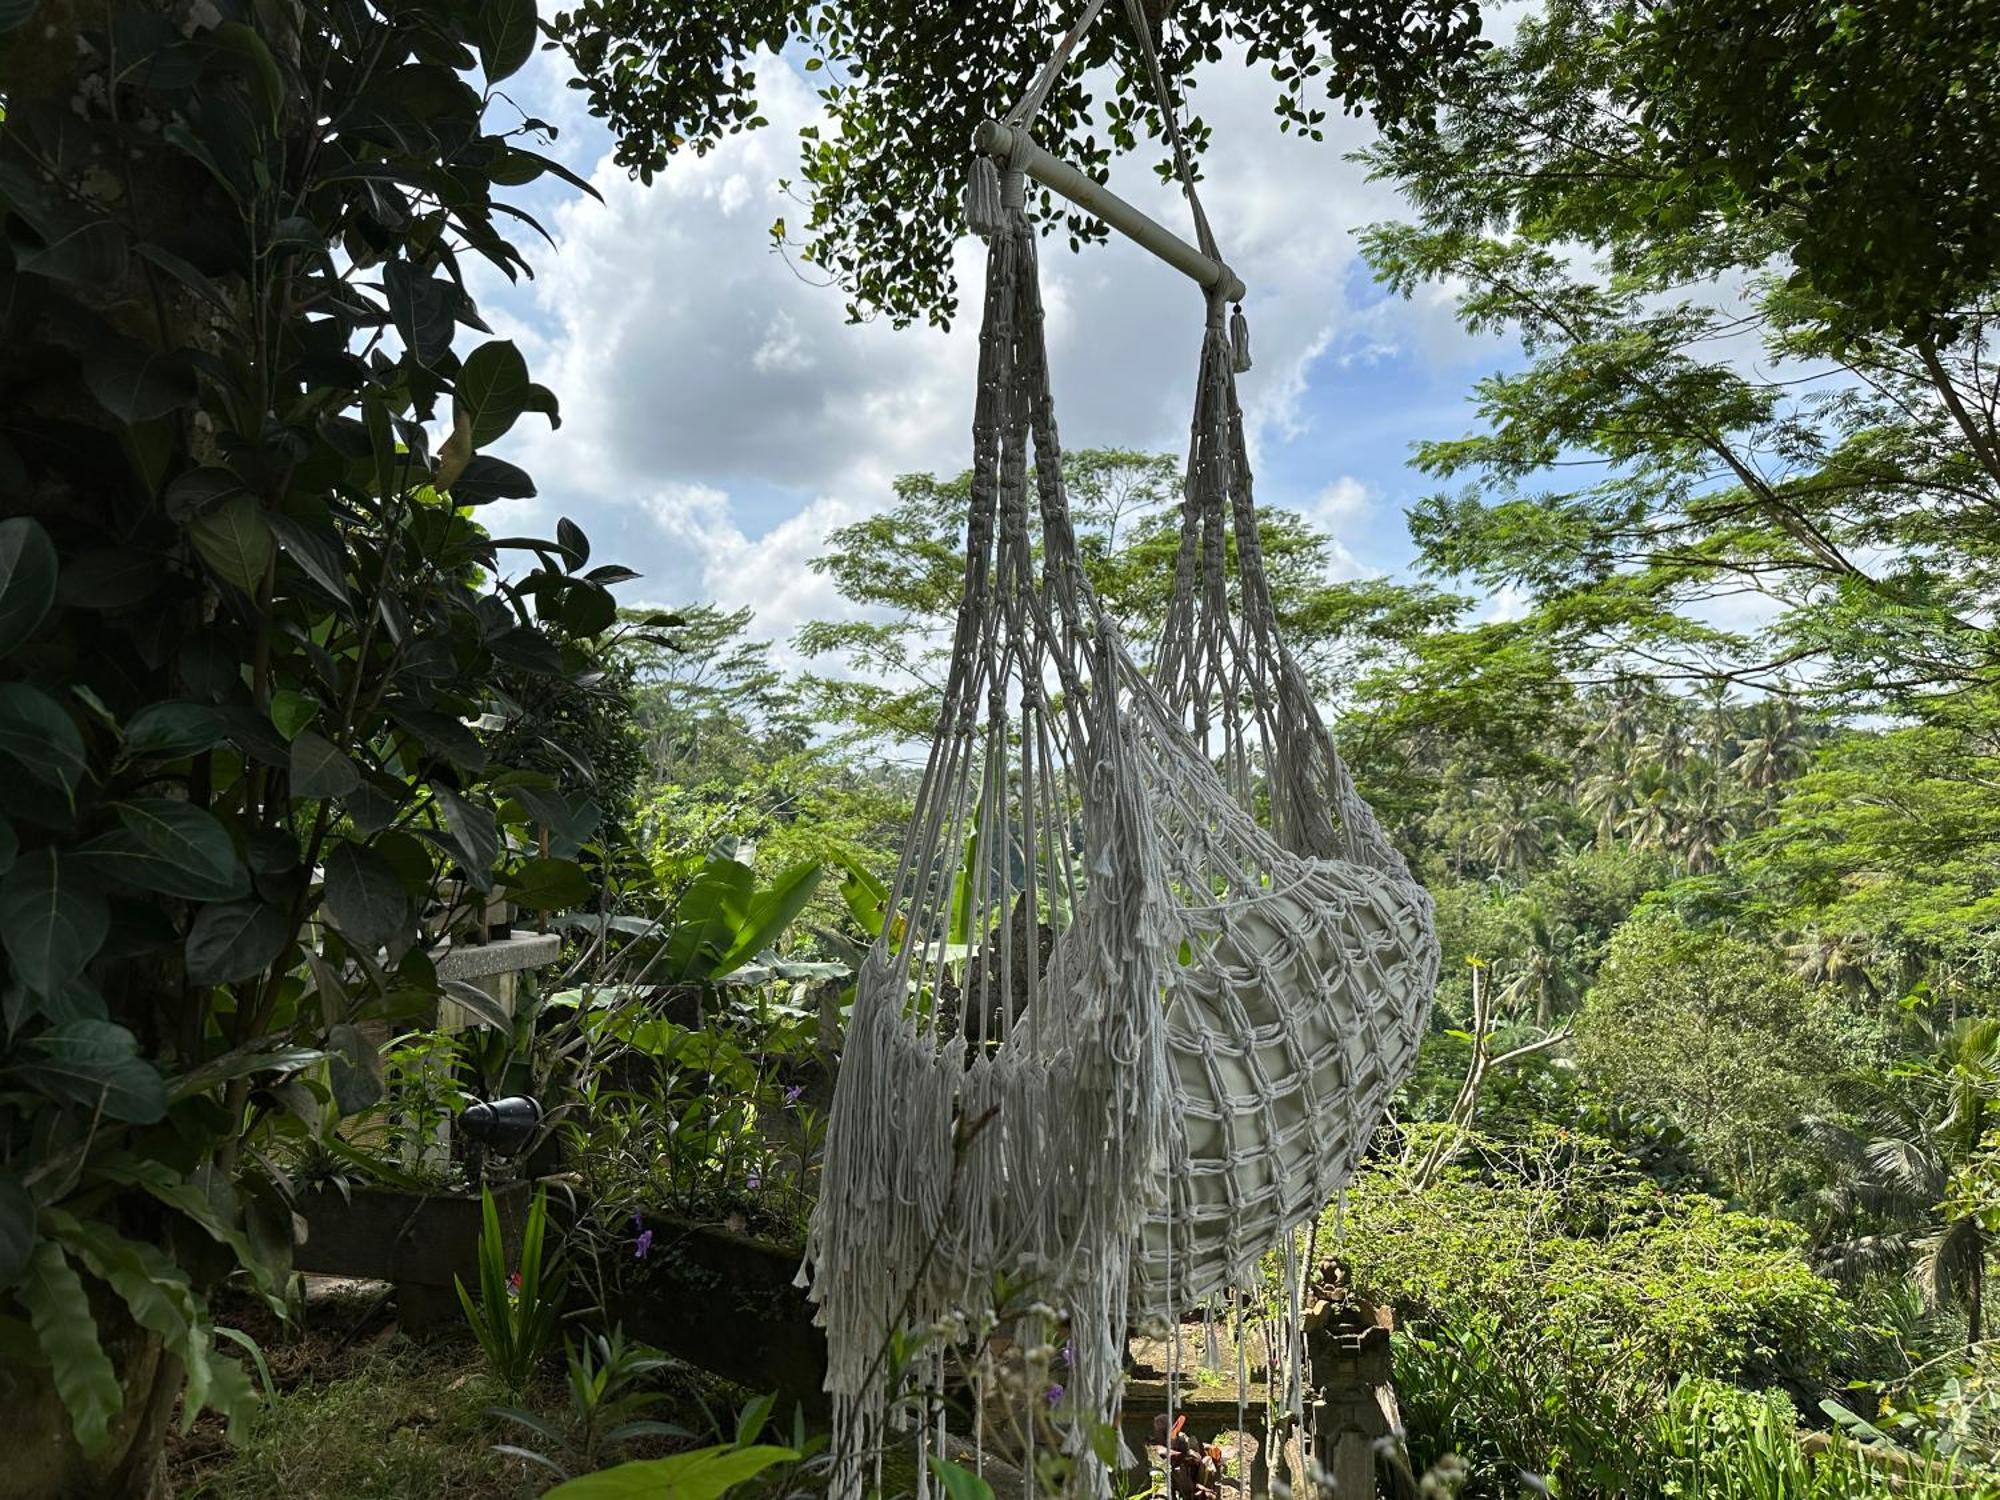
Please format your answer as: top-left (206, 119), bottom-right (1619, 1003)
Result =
top-left (1230, 304), bottom-right (1252, 373)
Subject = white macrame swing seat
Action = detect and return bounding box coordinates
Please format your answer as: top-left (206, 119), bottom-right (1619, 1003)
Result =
top-left (803, 21), bottom-right (1438, 1492)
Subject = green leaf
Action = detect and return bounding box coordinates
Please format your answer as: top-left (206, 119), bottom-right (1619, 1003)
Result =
top-left (123, 701), bottom-right (228, 759)
top-left (504, 856), bottom-right (591, 912)
top-left (0, 1174), bottom-right (34, 1289)
top-left (270, 688), bottom-right (318, 742)
top-left (326, 1021), bottom-right (384, 1115)
top-left (0, 819), bottom-right (15, 879)
top-left (322, 840), bottom-right (410, 949)
top-left (473, 0), bottom-right (537, 82)
top-left (715, 861), bottom-right (823, 976)
top-left (0, 518), bottom-right (57, 656)
top-left (290, 731), bottom-right (360, 799)
top-left (19, 1241), bottom-right (121, 1456)
top-left (927, 1457), bottom-right (996, 1500)
top-left (184, 900), bottom-right (291, 986)
top-left (539, 1445), bottom-right (798, 1500)
top-left (0, 682), bottom-right (87, 794)
top-left (189, 495), bottom-right (275, 591)
top-left (96, 1159), bottom-right (280, 1301)
top-left (167, 1043), bottom-right (325, 1102)
top-left (383, 261), bottom-right (455, 367)
top-left (455, 339), bottom-right (531, 447)
top-left (56, 549), bottom-right (159, 611)
top-left (20, 1019), bottom-right (167, 1122)
top-left (76, 799), bottom-right (249, 902)
top-left (390, 705), bottom-right (487, 773)
top-left (266, 512), bottom-right (352, 607)
top-left (434, 786), bottom-right (500, 886)
top-left (83, 340), bottom-right (197, 424)
top-left (0, 849), bottom-right (108, 995)
top-left (441, 978), bottom-right (512, 1032)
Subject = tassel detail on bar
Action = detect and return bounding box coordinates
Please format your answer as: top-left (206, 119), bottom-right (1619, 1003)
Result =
top-left (965, 154), bottom-right (1005, 239)
top-left (1230, 303), bottom-right (1252, 372)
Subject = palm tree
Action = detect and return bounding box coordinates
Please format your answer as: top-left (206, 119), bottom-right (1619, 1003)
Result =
top-left (1477, 789), bottom-right (1558, 876)
top-left (1616, 763), bottom-right (1676, 853)
top-left (1809, 1017), bottom-right (2000, 1347)
top-left (1497, 899), bottom-right (1581, 1026)
top-left (1730, 696), bottom-right (1816, 804)
top-left (1669, 761), bottom-right (1741, 874)
top-left (1787, 928), bottom-right (1880, 998)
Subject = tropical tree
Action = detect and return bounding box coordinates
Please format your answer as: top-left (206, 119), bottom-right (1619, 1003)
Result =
top-left (1359, 0), bottom-right (2000, 717)
top-left (1810, 1018), bottom-right (2000, 1347)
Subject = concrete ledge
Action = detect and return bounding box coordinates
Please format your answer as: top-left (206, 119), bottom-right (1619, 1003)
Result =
top-left (434, 931), bottom-right (561, 980)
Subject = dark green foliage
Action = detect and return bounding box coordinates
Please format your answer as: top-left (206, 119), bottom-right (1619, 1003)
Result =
top-left (549, 0), bottom-right (1487, 327)
top-left (0, 0), bottom-right (633, 1458)
top-left (1359, 0), bottom-right (2000, 717)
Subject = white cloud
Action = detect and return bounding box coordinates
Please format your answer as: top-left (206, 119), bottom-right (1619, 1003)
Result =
top-left (474, 40), bottom-right (1510, 654)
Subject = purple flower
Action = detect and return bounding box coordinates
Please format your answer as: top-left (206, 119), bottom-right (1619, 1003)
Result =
top-left (1045, 1383), bottom-right (1064, 1408)
top-left (633, 1228), bottom-right (654, 1260)
top-left (1059, 1339), bottom-right (1072, 1368)
top-left (745, 1170), bottom-right (762, 1192)
top-left (783, 1084), bottom-right (805, 1105)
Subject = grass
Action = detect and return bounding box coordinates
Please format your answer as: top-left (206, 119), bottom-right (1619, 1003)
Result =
top-left (171, 1339), bottom-right (552, 1500)
top-left (165, 1280), bottom-right (753, 1500)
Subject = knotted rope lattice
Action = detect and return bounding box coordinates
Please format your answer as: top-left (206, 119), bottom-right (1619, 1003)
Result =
top-left (804, 10), bottom-right (1437, 1495)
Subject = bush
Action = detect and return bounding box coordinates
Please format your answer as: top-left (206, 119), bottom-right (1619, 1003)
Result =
top-left (1338, 1128), bottom-right (1854, 1492)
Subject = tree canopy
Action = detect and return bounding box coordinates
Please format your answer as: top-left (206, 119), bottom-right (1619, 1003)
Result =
top-left (549, 0), bottom-right (1486, 325)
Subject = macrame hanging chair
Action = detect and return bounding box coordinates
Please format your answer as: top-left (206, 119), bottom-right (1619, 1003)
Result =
top-left (803, 4), bottom-right (1438, 1491)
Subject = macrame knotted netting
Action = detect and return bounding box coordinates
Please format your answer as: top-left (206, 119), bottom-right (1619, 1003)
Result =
top-left (804, 184), bottom-right (1438, 1495)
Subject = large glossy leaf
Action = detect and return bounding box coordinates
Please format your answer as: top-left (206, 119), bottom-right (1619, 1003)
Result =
top-left (0, 849), bottom-right (108, 995)
top-left (383, 261), bottom-right (455, 366)
top-left (715, 861), bottom-right (823, 977)
top-left (189, 495), bottom-right (275, 592)
top-left (326, 1021), bottom-right (384, 1115)
top-left (539, 1445), bottom-right (798, 1500)
top-left (289, 731), bottom-right (360, 799)
top-left (322, 839), bottom-right (409, 948)
top-left (0, 0), bottom-right (43, 34)
top-left (503, 856), bottom-right (591, 912)
top-left (123, 702), bottom-right (229, 759)
top-left (82, 339), bottom-right (197, 424)
top-left (266, 512), bottom-right (352, 607)
top-left (56, 549), bottom-right (159, 611)
top-left (456, 339), bottom-right (530, 447)
top-left (442, 978), bottom-right (512, 1032)
top-left (19, 1241), bottom-right (121, 1456)
top-left (473, 0), bottom-right (537, 83)
top-left (20, 1020), bottom-right (168, 1122)
top-left (450, 455), bottom-right (535, 505)
top-left (0, 818), bottom-right (15, 879)
top-left (434, 786), bottom-right (499, 886)
top-left (77, 799), bottom-right (249, 902)
top-left (0, 517), bottom-right (57, 656)
top-left (391, 705), bottom-right (487, 773)
top-left (185, 900), bottom-right (291, 986)
top-left (0, 682), bottom-right (87, 794)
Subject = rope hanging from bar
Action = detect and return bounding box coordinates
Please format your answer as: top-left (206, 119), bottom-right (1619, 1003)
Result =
top-left (803, 6), bottom-right (1438, 1496)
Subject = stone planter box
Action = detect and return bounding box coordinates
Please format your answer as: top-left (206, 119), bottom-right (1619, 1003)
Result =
top-left (295, 1180), bottom-right (531, 1325)
top-left (609, 1218), bottom-right (827, 1412)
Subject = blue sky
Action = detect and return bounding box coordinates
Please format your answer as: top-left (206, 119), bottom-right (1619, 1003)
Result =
top-left (466, 41), bottom-right (1528, 663)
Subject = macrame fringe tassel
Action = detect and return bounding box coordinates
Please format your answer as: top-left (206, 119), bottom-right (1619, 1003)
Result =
top-left (1230, 304), bottom-right (1252, 372)
top-left (964, 155), bottom-right (1005, 239)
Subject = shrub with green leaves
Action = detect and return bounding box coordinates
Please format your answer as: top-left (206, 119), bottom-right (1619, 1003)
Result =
top-left (1341, 1128), bottom-right (1853, 1491)
top-left (0, 0), bottom-right (649, 1480)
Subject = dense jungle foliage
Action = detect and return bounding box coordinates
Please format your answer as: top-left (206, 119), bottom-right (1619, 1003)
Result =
top-left (2, 0), bottom-right (1998, 1497)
